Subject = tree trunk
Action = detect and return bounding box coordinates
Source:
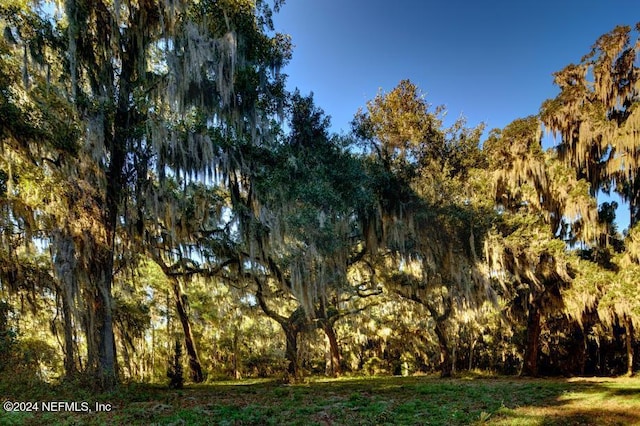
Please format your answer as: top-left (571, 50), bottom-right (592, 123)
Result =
top-left (120, 332), bottom-right (133, 379)
top-left (579, 328), bottom-right (587, 376)
top-left (70, 0), bottom-right (151, 390)
top-left (90, 256), bottom-right (117, 390)
top-left (452, 338), bottom-right (457, 375)
top-left (522, 304), bottom-right (541, 377)
top-left (52, 228), bottom-right (78, 378)
top-left (171, 277), bottom-right (204, 383)
top-left (424, 298), bottom-right (453, 378)
top-left (323, 322), bottom-right (341, 377)
top-left (151, 325), bottom-right (156, 381)
top-left (625, 315), bottom-right (634, 376)
top-left (630, 184), bottom-right (640, 228)
top-left (61, 294), bottom-right (76, 378)
top-left (232, 328), bottom-right (241, 380)
top-left (434, 319), bottom-right (452, 378)
top-left (469, 338), bottom-right (477, 371)
top-left (254, 279), bottom-right (308, 381)
top-left (283, 323), bottom-right (300, 380)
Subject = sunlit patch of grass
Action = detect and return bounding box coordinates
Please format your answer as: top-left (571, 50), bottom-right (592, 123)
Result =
top-left (489, 377), bottom-right (640, 425)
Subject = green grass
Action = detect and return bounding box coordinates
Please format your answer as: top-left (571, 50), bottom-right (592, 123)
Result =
top-left (1, 375), bottom-right (639, 425)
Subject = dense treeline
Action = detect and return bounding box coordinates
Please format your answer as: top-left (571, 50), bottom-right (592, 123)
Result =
top-left (0, 1), bottom-right (638, 390)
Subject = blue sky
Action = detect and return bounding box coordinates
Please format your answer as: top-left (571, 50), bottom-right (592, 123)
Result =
top-left (274, 1), bottom-right (636, 134)
top-left (273, 1), bottom-right (638, 230)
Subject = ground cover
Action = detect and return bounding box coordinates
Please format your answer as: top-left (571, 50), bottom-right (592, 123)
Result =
top-left (1, 375), bottom-right (639, 425)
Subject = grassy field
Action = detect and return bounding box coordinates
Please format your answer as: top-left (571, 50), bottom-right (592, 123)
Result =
top-left (1, 374), bottom-right (639, 425)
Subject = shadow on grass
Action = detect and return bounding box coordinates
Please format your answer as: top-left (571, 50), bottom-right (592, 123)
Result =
top-left (539, 409), bottom-right (640, 426)
top-left (1, 375), bottom-right (639, 425)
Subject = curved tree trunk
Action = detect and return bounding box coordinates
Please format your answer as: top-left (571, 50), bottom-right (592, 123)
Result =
top-left (255, 278), bottom-right (306, 382)
top-left (316, 301), bottom-right (342, 377)
top-left (171, 276), bottom-right (204, 383)
top-left (424, 297), bottom-right (453, 378)
top-left (434, 319), bottom-right (452, 378)
top-left (322, 322), bottom-right (341, 377)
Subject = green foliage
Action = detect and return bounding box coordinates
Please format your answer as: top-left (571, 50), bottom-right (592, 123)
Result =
top-left (353, 79), bottom-right (444, 170)
top-left (0, 300), bottom-right (16, 371)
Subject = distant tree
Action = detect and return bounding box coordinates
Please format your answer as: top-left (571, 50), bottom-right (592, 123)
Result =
top-left (0, 301), bottom-right (15, 372)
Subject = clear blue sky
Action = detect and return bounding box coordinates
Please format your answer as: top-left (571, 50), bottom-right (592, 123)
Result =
top-left (273, 1), bottom-right (638, 230)
top-left (274, 1), bottom-right (637, 134)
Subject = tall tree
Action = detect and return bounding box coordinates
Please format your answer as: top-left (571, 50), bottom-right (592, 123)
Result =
top-left (0, 1), bottom-right (85, 378)
top-left (539, 23), bottom-right (640, 374)
top-left (0, 0), bottom-right (289, 389)
top-left (353, 80), bottom-right (493, 377)
top-left (483, 117), bottom-right (600, 376)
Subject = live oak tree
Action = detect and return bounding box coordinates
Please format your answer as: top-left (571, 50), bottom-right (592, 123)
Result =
top-left (242, 91), bottom-right (378, 380)
top-left (143, 179), bottom-right (234, 383)
top-left (0, 0), bottom-right (86, 379)
top-left (540, 23), bottom-right (640, 375)
top-left (483, 116), bottom-right (601, 376)
top-left (353, 80), bottom-right (493, 377)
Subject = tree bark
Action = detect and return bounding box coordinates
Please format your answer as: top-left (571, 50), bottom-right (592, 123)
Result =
top-left (625, 315), bottom-right (634, 376)
top-left (630, 183), bottom-right (640, 228)
top-left (232, 328), bottom-right (241, 380)
top-left (322, 322), bottom-right (341, 377)
top-left (171, 276), bottom-right (204, 383)
top-left (469, 338), bottom-right (477, 371)
top-left (434, 319), bottom-right (452, 377)
top-left (522, 303), bottom-right (541, 377)
top-left (52, 228), bottom-right (78, 379)
top-left (255, 278), bottom-right (306, 381)
top-left (61, 292), bottom-right (76, 378)
top-left (424, 297), bottom-right (453, 378)
top-left (92, 255), bottom-right (117, 390)
top-left (283, 323), bottom-right (300, 379)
